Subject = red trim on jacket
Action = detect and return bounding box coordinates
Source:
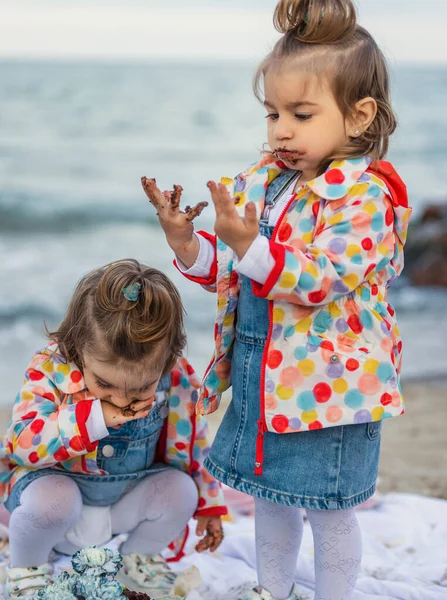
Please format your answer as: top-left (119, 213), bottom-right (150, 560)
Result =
top-left (166, 524), bottom-right (189, 563)
top-left (250, 190), bottom-right (299, 299)
top-left (255, 301), bottom-right (272, 476)
top-left (75, 400), bottom-right (99, 453)
top-left (250, 240), bottom-right (286, 299)
top-left (174, 230), bottom-right (218, 286)
top-left (367, 162), bottom-right (408, 208)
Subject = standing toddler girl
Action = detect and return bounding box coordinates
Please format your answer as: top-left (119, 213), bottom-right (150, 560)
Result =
top-left (142, 1), bottom-right (412, 598)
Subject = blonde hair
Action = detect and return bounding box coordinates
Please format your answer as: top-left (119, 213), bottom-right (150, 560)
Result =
top-left (254, 0), bottom-right (397, 163)
top-left (47, 259), bottom-right (186, 373)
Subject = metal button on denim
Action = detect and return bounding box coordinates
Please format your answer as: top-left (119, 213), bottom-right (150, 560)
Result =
top-left (102, 445), bottom-right (115, 458)
top-left (159, 404), bottom-right (169, 419)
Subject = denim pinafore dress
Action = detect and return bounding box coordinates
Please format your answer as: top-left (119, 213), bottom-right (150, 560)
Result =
top-left (204, 171), bottom-right (382, 510)
top-left (5, 375), bottom-right (173, 512)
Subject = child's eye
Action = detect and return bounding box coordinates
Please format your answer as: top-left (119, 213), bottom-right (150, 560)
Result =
top-left (265, 113), bottom-right (279, 121)
top-left (95, 380), bottom-right (111, 389)
top-left (295, 113), bottom-right (313, 121)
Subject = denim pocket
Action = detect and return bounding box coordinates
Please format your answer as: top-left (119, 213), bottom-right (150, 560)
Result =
top-left (97, 427), bottom-right (162, 475)
top-left (367, 421), bottom-right (382, 440)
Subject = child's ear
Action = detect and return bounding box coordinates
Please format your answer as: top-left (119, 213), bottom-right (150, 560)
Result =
top-left (347, 97), bottom-right (378, 138)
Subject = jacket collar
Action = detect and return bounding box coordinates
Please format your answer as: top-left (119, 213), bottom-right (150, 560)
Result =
top-left (307, 156), bottom-right (372, 200)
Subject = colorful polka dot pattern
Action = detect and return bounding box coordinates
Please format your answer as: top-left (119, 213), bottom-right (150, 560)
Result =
top-left (195, 155), bottom-right (411, 433)
top-left (0, 344), bottom-right (226, 515)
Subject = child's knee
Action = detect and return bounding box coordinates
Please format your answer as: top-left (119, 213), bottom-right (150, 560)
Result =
top-left (20, 475), bottom-right (82, 522)
top-left (160, 469), bottom-right (199, 518)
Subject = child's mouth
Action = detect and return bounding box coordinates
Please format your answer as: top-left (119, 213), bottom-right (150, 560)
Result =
top-left (275, 149), bottom-right (304, 166)
top-left (275, 149), bottom-right (304, 161)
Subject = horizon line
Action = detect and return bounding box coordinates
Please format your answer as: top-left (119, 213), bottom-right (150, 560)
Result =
top-left (0, 55), bottom-right (446, 68)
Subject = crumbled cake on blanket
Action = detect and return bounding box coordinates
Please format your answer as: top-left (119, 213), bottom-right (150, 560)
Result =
top-left (38, 546), bottom-right (182, 600)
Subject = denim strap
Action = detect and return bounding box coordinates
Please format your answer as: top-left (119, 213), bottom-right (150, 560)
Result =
top-left (265, 169), bottom-right (301, 207)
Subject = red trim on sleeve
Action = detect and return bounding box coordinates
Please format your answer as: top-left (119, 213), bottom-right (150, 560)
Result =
top-left (250, 240), bottom-right (286, 298)
top-left (197, 230), bottom-right (217, 247)
top-left (195, 505), bottom-right (228, 518)
top-left (173, 230), bottom-right (217, 286)
top-left (75, 400), bottom-right (99, 453)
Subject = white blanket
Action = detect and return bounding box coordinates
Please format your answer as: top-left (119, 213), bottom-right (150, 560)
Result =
top-left (169, 493), bottom-right (447, 600)
top-left (3, 493), bottom-right (446, 600)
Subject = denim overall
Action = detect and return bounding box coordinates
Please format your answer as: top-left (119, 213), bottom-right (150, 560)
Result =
top-left (5, 375), bottom-right (172, 511)
top-left (204, 171), bottom-right (382, 510)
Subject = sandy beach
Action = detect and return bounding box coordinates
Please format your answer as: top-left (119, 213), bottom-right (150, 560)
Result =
top-left (0, 380), bottom-right (445, 501)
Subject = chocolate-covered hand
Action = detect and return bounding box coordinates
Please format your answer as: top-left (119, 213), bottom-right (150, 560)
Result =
top-left (141, 177), bottom-right (208, 267)
top-left (195, 516), bottom-right (224, 553)
top-left (101, 397), bottom-right (155, 428)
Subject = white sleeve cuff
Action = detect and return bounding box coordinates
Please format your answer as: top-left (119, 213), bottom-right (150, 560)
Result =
top-left (176, 233), bottom-right (215, 278)
top-left (85, 399), bottom-right (109, 442)
top-left (234, 234), bottom-right (276, 284)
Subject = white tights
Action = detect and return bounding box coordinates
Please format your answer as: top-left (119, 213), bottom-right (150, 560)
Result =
top-left (9, 474), bottom-right (362, 599)
top-left (9, 469), bottom-right (198, 568)
top-left (255, 498), bottom-right (362, 600)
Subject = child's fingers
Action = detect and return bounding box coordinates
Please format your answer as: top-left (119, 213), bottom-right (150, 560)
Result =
top-left (129, 396), bottom-right (155, 413)
top-left (129, 410), bottom-right (150, 421)
top-left (207, 181), bottom-right (230, 216)
top-left (206, 181), bottom-right (222, 214)
top-left (195, 520), bottom-right (206, 537)
top-left (207, 520), bottom-right (224, 552)
top-left (209, 537), bottom-right (220, 552)
top-left (194, 537), bottom-right (210, 553)
top-left (170, 185), bottom-right (183, 210)
top-left (184, 202), bottom-right (209, 222)
top-left (141, 177), bottom-right (166, 211)
top-left (217, 183), bottom-right (237, 215)
top-left (121, 405), bottom-right (150, 420)
top-left (194, 530), bottom-right (223, 553)
top-left (244, 201), bottom-right (257, 225)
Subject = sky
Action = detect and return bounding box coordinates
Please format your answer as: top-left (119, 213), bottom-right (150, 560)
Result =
top-left (0, 0), bottom-right (446, 64)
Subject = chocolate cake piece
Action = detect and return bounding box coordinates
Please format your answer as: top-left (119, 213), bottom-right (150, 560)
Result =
top-left (123, 591), bottom-right (152, 600)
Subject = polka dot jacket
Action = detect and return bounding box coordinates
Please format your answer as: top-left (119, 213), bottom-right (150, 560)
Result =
top-left (0, 343), bottom-right (227, 518)
top-left (182, 155), bottom-right (412, 434)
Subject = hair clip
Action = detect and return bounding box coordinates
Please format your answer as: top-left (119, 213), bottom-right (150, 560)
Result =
top-left (122, 282), bottom-right (142, 302)
top-left (303, 9), bottom-right (325, 27)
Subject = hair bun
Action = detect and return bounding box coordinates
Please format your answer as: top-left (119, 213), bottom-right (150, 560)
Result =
top-left (273, 0), bottom-right (356, 44)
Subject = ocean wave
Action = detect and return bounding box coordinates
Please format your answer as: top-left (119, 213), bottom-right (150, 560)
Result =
top-left (0, 304), bottom-right (59, 325)
top-left (0, 195), bottom-right (156, 233)
top-left (0, 206), bottom-right (151, 233)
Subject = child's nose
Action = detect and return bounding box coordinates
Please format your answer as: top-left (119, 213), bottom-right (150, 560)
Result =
top-left (274, 117), bottom-right (294, 140)
top-left (109, 393), bottom-right (131, 408)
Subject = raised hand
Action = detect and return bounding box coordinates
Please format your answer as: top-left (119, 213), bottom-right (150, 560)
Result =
top-left (141, 177), bottom-right (208, 267)
top-left (207, 181), bottom-right (259, 259)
